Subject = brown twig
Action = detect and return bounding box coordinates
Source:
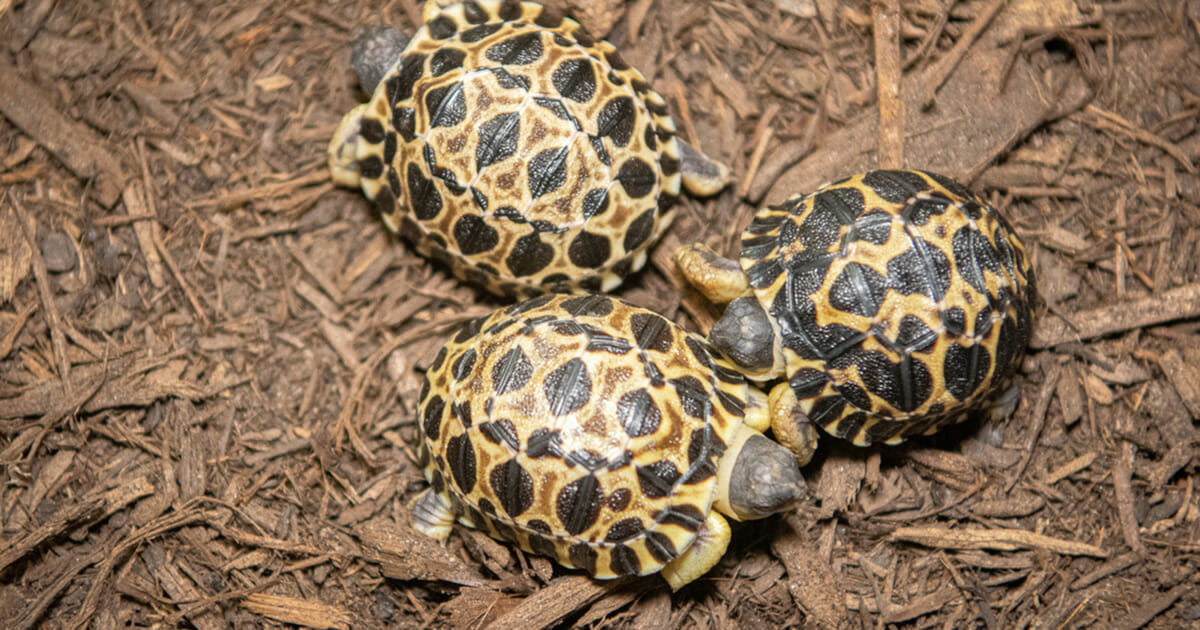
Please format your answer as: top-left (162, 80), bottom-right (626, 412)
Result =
top-left (890, 526), bottom-right (1108, 557)
top-left (91, 212), bottom-right (158, 226)
top-left (11, 195), bottom-right (71, 387)
top-left (1005, 369), bottom-right (1060, 493)
top-left (187, 169), bottom-right (329, 210)
top-left (872, 0), bottom-right (905, 169)
top-left (1113, 441), bottom-right (1146, 555)
top-left (918, 0), bottom-right (1007, 108)
top-left (739, 103), bottom-right (780, 195)
top-left (153, 228), bottom-right (211, 328)
top-left (746, 97), bottom-right (824, 202)
top-left (1079, 104), bottom-right (1196, 173)
top-left (1030, 283), bottom-right (1200, 348)
top-left (904, 0), bottom-right (955, 70)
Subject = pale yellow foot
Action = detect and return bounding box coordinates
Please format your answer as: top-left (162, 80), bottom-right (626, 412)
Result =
top-left (768, 382), bottom-right (819, 466)
top-left (410, 488), bottom-right (456, 541)
top-left (672, 243), bottom-right (750, 305)
top-left (659, 512), bottom-right (731, 591)
top-left (742, 386), bottom-right (770, 433)
top-left (328, 104), bottom-right (367, 188)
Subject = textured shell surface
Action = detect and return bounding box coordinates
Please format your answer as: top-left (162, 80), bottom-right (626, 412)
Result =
top-left (416, 294), bottom-right (751, 579)
top-left (740, 170), bottom-right (1035, 446)
top-left (348, 0), bottom-right (683, 297)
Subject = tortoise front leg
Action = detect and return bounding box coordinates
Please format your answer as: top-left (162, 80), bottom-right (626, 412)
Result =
top-left (768, 382), bottom-right (820, 467)
top-left (659, 512), bottom-right (731, 591)
top-left (673, 243), bottom-right (749, 304)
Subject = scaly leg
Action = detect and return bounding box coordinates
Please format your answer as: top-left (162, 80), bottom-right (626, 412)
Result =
top-left (410, 488), bottom-right (456, 541)
top-left (659, 512), bottom-right (731, 591)
top-left (768, 382), bottom-right (820, 467)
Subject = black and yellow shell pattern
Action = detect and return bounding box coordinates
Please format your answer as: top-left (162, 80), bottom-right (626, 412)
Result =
top-left (742, 170), bottom-right (1035, 445)
top-left (416, 294), bottom-right (750, 579)
top-left (349, 1), bottom-right (683, 297)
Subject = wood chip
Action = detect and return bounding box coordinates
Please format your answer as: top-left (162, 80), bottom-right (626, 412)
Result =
top-left (0, 57), bottom-right (128, 206)
top-left (881, 585), bottom-right (959, 624)
top-left (319, 320), bottom-right (359, 370)
top-left (1040, 225), bottom-right (1092, 254)
top-left (1157, 349), bottom-right (1200, 418)
top-left (356, 518), bottom-right (485, 587)
top-left (1113, 442), bottom-right (1146, 554)
top-left (242, 593), bottom-right (353, 629)
top-left (1044, 451), bottom-right (1097, 485)
top-left (770, 513), bottom-right (851, 628)
top-left (0, 204), bottom-right (35, 304)
top-left (1056, 363), bottom-right (1085, 425)
top-left (486, 576), bottom-right (631, 630)
top-left (122, 182), bottom-right (166, 288)
top-left (254, 74), bottom-right (294, 92)
top-left (708, 63), bottom-right (759, 120)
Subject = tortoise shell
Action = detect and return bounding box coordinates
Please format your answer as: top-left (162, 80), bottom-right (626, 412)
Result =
top-left (415, 294), bottom-right (752, 579)
top-left (740, 170), bottom-right (1035, 445)
top-left (336, 0), bottom-right (686, 297)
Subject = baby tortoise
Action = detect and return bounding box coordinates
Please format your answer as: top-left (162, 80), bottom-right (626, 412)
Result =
top-left (675, 170), bottom-right (1035, 464)
top-left (330, 0), bottom-right (729, 298)
top-left (413, 294), bottom-right (805, 590)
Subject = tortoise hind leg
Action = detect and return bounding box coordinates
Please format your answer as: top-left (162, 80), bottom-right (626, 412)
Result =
top-left (989, 384), bottom-right (1021, 421)
top-left (659, 512), bottom-right (731, 591)
top-left (410, 488), bottom-right (456, 541)
top-left (328, 104), bottom-right (368, 188)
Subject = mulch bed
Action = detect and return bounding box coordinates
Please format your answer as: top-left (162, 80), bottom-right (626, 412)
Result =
top-left (2, 0), bottom-right (1198, 628)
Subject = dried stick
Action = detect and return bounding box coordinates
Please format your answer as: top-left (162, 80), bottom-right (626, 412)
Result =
top-left (11, 195), bottom-right (71, 386)
top-left (918, 0), bottom-right (1007, 108)
top-left (890, 526), bottom-right (1108, 557)
top-left (873, 0), bottom-right (905, 168)
top-left (1031, 283), bottom-right (1200, 348)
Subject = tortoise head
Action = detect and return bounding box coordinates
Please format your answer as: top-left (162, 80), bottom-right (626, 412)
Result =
top-left (350, 25), bottom-right (410, 94)
top-left (716, 425), bottom-right (807, 521)
top-left (328, 26), bottom-right (411, 189)
top-left (708, 296), bottom-right (783, 379)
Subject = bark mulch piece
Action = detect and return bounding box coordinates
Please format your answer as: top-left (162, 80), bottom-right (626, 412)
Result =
top-left (3, 0), bottom-right (1199, 628)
